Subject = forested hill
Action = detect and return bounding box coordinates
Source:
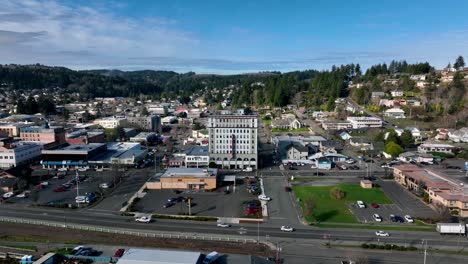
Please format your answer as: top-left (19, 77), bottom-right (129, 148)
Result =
top-left (0, 64), bottom-right (318, 104)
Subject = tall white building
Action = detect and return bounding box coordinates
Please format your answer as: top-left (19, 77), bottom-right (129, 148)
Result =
top-left (93, 116), bottom-right (127, 129)
top-left (208, 115), bottom-right (258, 169)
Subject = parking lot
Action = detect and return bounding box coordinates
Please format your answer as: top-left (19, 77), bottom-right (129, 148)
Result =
top-left (7, 169), bottom-right (124, 208)
top-left (349, 203), bottom-right (408, 223)
top-left (133, 178), bottom-right (260, 218)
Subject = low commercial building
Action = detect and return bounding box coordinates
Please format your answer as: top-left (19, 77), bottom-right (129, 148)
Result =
top-left (146, 168), bottom-right (217, 190)
top-left (418, 143), bottom-right (455, 154)
top-left (185, 145), bottom-right (209, 168)
top-left (0, 141), bottom-right (43, 169)
top-left (398, 151), bottom-right (434, 164)
top-left (117, 248), bottom-right (202, 264)
top-left (127, 115), bottom-right (161, 132)
top-left (346, 117), bottom-right (383, 129)
top-left (130, 132), bottom-right (157, 143)
top-left (0, 123), bottom-right (30, 137)
top-left (20, 125), bottom-right (66, 149)
top-left (321, 121), bottom-right (352, 130)
top-left (41, 143), bottom-right (107, 168)
top-left (66, 130), bottom-right (105, 145)
top-left (93, 116), bottom-right (127, 129)
top-left (394, 165), bottom-right (468, 217)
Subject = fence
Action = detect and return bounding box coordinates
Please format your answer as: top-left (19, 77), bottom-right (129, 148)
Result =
top-left (0, 216), bottom-right (263, 246)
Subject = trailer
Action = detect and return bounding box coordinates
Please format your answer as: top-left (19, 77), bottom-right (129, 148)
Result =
top-left (436, 223), bottom-right (467, 235)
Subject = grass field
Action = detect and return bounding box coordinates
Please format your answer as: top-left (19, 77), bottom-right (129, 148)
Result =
top-left (293, 183), bottom-right (393, 223)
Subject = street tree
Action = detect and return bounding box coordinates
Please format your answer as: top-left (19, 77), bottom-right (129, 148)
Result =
top-left (384, 141), bottom-right (404, 157)
top-left (399, 130), bottom-right (414, 148)
top-left (454, 55), bottom-right (465, 69)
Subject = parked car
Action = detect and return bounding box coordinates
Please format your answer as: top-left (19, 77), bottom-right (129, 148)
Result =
top-left (356, 200), bottom-right (366, 208)
top-left (34, 184), bottom-right (44, 190)
top-left (58, 167), bottom-right (68, 172)
top-left (371, 203), bottom-right (379, 208)
top-left (2, 192), bottom-right (14, 198)
top-left (167, 197), bottom-right (177, 202)
top-left (16, 191), bottom-right (30, 198)
top-left (258, 194), bottom-right (272, 201)
top-left (113, 249), bottom-right (125, 258)
top-left (40, 181), bottom-right (49, 186)
top-left (217, 223), bottom-right (231, 228)
top-left (99, 182), bottom-right (113, 189)
top-left (280, 226), bottom-right (294, 232)
top-left (375, 230), bottom-right (390, 237)
top-left (247, 207), bottom-right (259, 215)
top-left (135, 216), bottom-right (151, 223)
top-left (288, 166), bottom-right (297, 170)
top-left (284, 186), bottom-right (292, 192)
top-left (373, 214), bottom-right (382, 222)
top-left (78, 168), bottom-right (88, 172)
top-left (404, 215), bottom-right (414, 223)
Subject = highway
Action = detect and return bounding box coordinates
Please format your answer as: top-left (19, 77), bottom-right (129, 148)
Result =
top-left (1, 205), bottom-right (467, 250)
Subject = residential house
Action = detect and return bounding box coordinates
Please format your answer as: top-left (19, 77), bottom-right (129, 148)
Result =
top-left (379, 99), bottom-right (394, 108)
top-left (384, 108), bottom-right (406, 119)
top-left (418, 142), bottom-right (455, 154)
top-left (339, 132), bottom-right (352, 140)
top-left (407, 100), bottom-right (421, 106)
top-left (371, 92), bottom-right (385, 98)
top-left (410, 74), bottom-right (426, 81)
top-left (448, 127), bottom-right (468, 143)
top-left (349, 137), bottom-right (372, 149)
top-left (383, 79), bottom-right (399, 85)
top-left (435, 128), bottom-right (449, 140)
top-left (0, 171), bottom-right (18, 193)
top-left (405, 127), bottom-right (423, 141)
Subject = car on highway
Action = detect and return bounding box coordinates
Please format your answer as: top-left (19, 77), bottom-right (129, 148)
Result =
top-left (99, 182), bottom-right (113, 189)
top-left (373, 214), bottom-right (382, 222)
top-left (58, 167), bottom-right (68, 172)
top-left (258, 194), bottom-right (272, 201)
top-left (404, 215), bottom-right (414, 223)
top-left (280, 226), bottom-right (294, 232)
top-left (163, 202), bottom-right (174, 208)
top-left (53, 187), bottom-right (66, 192)
top-left (16, 191), bottom-right (30, 198)
top-left (135, 216), bottom-right (151, 223)
top-left (217, 223), bottom-right (231, 228)
top-left (113, 248), bottom-right (125, 258)
top-left (371, 203), bottom-right (379, 208)
top-left (2, 192), bottom-right (14, 199)
top-left (356, 200), bottom-right (366, 208)
top-left (375, 230), bottom-right (390, 237)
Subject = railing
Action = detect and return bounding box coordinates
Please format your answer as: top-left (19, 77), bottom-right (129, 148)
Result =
top-left (0, 216), bottom-right (263, 245)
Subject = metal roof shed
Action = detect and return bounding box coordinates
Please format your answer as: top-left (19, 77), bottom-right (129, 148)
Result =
top-left (117, 248), bottom-right (202, 264)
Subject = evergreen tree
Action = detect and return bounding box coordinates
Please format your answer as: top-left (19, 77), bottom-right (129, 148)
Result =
top-left (400, 130), bottom-right (414, 148)
top-left (454, 55), bottom-right (465, 69)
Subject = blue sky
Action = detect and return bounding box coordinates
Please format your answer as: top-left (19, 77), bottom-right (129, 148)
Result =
top-left (0, 0), bottom-right (467, 73)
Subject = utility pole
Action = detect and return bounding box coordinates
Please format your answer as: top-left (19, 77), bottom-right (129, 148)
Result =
top-left (257, 221), bottom-right (260, 244)
top-left (423, 240), bottom-right (427, 264)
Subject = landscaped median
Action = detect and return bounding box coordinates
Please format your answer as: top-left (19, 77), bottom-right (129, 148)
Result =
top-left (293, 183), bottom-right (392, 223)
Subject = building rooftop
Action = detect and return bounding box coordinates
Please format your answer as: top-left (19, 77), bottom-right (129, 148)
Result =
top-left (185, 145), bottom-right (209, 156)
top-left (117, 248), bottom-right (201, 264)
top-left (161, 168), bottom-right (217, 178)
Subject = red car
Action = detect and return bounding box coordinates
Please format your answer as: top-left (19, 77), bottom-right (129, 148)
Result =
top-left (53, 187), bottom-right (66, 192)
top-left (113, 248), bottom-right (125, 258)
top-left (35, 184), bottom-right (44, 189)
top-left (371, 203), bottom-right (379, 208)
top-left (247, 207), bottom-right (259, 215)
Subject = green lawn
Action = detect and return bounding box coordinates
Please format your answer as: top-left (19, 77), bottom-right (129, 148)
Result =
top-left (271, 127), bottom-right (309, 133)
top-left (261, 119), bottom-right (272, 125)
top-left (293, 183), bottom-right (392, 223)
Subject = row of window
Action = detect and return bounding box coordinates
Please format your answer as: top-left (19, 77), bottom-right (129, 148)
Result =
top-left (0, 156), bottom-right (13, 159)
top-left (213, 150), bottom-right (252, 154)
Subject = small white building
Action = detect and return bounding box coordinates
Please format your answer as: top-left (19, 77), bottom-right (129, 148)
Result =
top-left (391, 90), bottom-right (404, 97)
top-left (184, 146), bottom-right (209, 168)
top-left (418, 143), bottom-right (455, 154)
top-left (271, 117), bottom-right (302, 130)
top-left (93, 116), bottom-right (127, 129)
top-left (384, 108), bottom-right (406, 119)
top-left (286, 144), bottom-right (309, 160)
top-left (448, 127), bottom-right (468, 143)
top-left (346, 117), bottom-right (383, 129)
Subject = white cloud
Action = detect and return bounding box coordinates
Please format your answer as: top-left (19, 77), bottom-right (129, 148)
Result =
top-left (0, 0), bottom-right (197, 67)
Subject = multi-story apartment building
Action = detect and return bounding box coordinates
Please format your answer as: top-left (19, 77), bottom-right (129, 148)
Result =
top-left (0, 141), bottom-right (43, 168)
top-left (346, 117), bottom-right (383, 129)
top-left (321, 121), bottom-right (352, 130)
top-left (394, 165), bottom-right (468, 217)
top-left (93, 116), bottom-right (127, 129)
top-left (126, 115), bottom-right (161, 132)
top-left (19, 125), bottom-right (66, 149)
top-left (208, 114), bottom-right (258, 169)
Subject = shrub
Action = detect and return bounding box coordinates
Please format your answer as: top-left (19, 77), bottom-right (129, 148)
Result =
top-left (378, 245), bottom-right (385, 250)
top-left (408, 246), bottom-right (418, 251)
top-left (369, 244), bottom-right (376, 249)
top-left (384, 244), bottom-right (392, 250)
top-left (329, 187), bottom-right (346, 200)
top-left (361, 243), bottom-right (369, 249)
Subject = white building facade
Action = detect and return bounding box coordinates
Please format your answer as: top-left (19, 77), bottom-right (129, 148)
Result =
top-left (0, 142), bottom-right (43, 168)
top-left (208, 115), bottom-right (258, 169)
top-left (346, 117), bottom-right (383, 129)
top-left (93, 117), bottom-right (127, 129)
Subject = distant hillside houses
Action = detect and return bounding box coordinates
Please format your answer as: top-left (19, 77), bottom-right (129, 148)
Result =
top-left (448, 127), bottom-right (468, 143)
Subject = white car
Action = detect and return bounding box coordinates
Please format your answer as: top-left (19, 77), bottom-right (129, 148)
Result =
top-left (58, 168), bottom-right (68, 172)
top-left (404, 215), bottom-right (414, 223)
top-left (40, 181), bottom-right (49, 186)
top-left (78, 168), bottom-right (88, 172)
top-left (375, 231), bottom-right (390, 237)
top-left (373, 214), bottom-right (382, 222)
top-left (258, 194), bottom-right (272, 201)
top-left (217, 223), bottom-right (231, 228)
top-left (280, 226), bottom-right (294, 232)
top-left (2, 192), bottom-right (14, 198)
top-left (357, 200), bottom-right (366, 208)
top-left (135, 216), bottom-right (151, 223)
top-left (16, 191), bottom-right (30, 198)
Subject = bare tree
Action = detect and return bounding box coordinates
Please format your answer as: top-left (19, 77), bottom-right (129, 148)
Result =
top-left (433, 202), bottom-right (452, 222)
top-left (303, 197), bottom-right (315, 217)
